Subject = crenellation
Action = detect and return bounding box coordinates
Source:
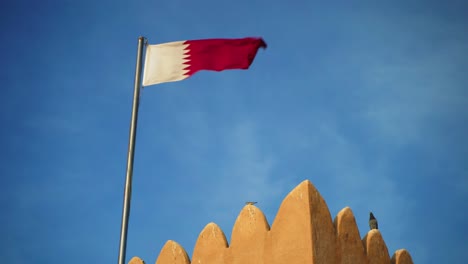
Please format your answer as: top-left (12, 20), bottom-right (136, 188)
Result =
top-left (130, 180), bottom-right (413, 264)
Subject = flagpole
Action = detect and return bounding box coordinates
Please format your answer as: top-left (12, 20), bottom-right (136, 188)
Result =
top-left (118, 36), bottom-right (146, 264)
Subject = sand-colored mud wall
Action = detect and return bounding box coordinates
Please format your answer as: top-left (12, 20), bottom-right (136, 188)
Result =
top-left (129, 180), bottom-right (413, 264)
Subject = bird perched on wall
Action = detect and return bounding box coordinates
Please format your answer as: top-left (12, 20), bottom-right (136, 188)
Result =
top-left (369, 212), bottom-right (378, 230)
top-left (245, 202), bottom-right (257, 205)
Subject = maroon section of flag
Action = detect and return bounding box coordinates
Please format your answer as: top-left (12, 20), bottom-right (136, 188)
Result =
top-left (183, 37), bottom-right (267, 77)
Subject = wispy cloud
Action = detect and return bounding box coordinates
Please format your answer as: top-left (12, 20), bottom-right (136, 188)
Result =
top-left (212, 120), bottom-right (280, 208)
top-left (167, 114), bottom-right (283, 223)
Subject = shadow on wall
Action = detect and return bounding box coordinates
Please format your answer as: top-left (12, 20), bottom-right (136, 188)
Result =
top-left (129, 180), bottom-right (413, 264)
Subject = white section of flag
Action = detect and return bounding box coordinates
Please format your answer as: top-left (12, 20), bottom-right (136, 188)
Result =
top-left (142, 41), bottom-right (190, 86)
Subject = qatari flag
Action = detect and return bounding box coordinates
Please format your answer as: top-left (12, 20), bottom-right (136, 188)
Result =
top-left (142, 37), bottom-right (267, 86)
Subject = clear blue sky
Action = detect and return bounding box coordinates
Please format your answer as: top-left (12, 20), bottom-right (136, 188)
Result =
top-left (1, 1), bottom-right (467, 263)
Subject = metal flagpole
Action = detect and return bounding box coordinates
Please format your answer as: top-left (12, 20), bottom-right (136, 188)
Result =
top-left (118, 36), bottom-right (146, 264)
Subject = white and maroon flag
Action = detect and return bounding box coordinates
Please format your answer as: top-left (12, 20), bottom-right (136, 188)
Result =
top-left (142, 37), bottom-right (267, 86)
